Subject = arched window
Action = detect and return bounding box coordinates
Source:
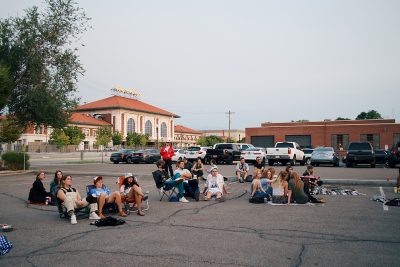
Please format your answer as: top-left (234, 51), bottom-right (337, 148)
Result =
top-left (145, 120), bottom-right (152, 137)
top-left (127, 118), bottom-right (135, 134)
top-left (160, 122), bottom-right (167, 138)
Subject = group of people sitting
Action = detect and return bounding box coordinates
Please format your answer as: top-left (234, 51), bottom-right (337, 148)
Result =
top-left (28, 169), bottom-right (149, 224)
top-left (249, 157), bottom-right (325, 204)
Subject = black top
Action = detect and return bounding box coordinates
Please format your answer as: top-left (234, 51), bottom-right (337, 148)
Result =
top-left (184, 161), bottom-right (193, 171)
top-left (254, 162), bottom-right (265, 169)
top-left (152, 170), bottom-right (169, 188)
top-left (28, 178), bottom-right (50, 203)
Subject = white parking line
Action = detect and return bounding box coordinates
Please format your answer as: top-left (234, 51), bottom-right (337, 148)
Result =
top-left (379, 186), bottom-right (389, 211)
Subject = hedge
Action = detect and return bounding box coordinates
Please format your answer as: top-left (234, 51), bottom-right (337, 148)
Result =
top-left (1, 152), bottom-right (30, 170)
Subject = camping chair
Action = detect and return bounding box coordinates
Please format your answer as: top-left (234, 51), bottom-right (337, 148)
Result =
top-left (55, 191), bottom-right (89, 219)
top-left (152, 171), bottom-right (178, 201)
top-left (86, 184), bottom-right (118, 214)
top-left (116, 175), bottom-right (149, 212)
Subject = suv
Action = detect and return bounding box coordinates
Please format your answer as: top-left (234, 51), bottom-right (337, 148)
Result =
top-left (387, 142), bottom-right (400, 168)
top-left (345, 142), bottom-right (375, 168)
top-left (185, 146), bottom-right (210, 161)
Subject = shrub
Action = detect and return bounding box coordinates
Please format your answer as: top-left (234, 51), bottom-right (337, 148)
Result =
top-left (1, 152), bottom-right (30, 170)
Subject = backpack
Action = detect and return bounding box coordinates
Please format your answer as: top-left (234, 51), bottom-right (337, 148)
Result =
top-left (94, 216), bottom-right (125, 227)
top-left (245, 175), bottom-right (253, 183)
top-left (385, 198), bottom-right (400, 207)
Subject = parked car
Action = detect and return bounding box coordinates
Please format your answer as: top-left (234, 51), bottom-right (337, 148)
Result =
top-left (374, 149), bottom-right (388, 165)
top-left (345, 142), bottom-right (375, 168)
top-left (241, 147), bottom-right (266, 164)
top-left (131, 149), bottom-right (161, 164)
top-left (171, 149), bottom-right (186, 162)
top-left (205, 143), bottom-right (253, 165)
top-left (266, 142), bottom-right (305, 166)
top-left (302, 148), bottom-right (314, 165)
top-left (109, 149), bottom-right (136, 164)
top-left (310, 147), bottom-right (340, 167)
top-left (387, 142), bottom-right (400, 168)
top-left (185, 146), bottom-right (210, 162)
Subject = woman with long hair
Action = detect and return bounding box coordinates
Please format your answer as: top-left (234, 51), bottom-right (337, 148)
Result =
top-left (28, 171), bottom-right (51, 204)
top-left (120, 173), bottom-right (148, 216)
top-left (271, 171), bottom-right (291, 204)
top-left (50, 170), bottom-right (63, 203)
top-left (289, 172), bottom-right (325, 204)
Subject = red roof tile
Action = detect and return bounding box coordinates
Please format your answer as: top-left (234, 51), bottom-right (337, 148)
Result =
top-left (174, 125), bottom-right (201, 134)
top-left (70, 113), bottom-right (111, 126)
top-left (75, 96), bottom-right (179, 118)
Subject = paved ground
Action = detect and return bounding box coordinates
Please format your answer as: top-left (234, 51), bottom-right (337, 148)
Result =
top-left (0, 159), bottom-right (400, 266)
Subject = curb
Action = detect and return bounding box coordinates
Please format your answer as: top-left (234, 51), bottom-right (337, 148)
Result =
top-left (0, 170), bottom-right (34, 177)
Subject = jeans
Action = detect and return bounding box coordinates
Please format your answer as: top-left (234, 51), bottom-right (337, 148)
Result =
top-left (164, 180), bottom-right (184, 198)
top-left (183, 180), bottom-right (199, 199)
top-left (164, 159), bottom-right (174, 177)
top-left (254, 191), bottom-right (269, 199)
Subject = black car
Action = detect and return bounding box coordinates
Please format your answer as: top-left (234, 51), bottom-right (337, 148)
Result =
top-left (131, 149), bottom-right (161, 164)
top-left (374, 149), bottom-right (388, 165)
top-left (110, 149), bottom-right (136, 164)
top-left (345, 142), bottom-right (375, 168)
top-left (387, 142), bottom-right (400, 168)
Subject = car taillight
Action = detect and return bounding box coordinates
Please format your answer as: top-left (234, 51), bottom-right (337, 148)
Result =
top-left (288, 148), bottom-right (291, 154)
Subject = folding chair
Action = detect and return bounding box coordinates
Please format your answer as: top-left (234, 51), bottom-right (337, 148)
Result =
top-left (55, 195), bottom-right (89, 219)
top-left (152, 171), bottom-right (178, 201)
top-left (86, 184), bottom-right (118, 214)
top-left (116, 175), bottom-right (149, 212)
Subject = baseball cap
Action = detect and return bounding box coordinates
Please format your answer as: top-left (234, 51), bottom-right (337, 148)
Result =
top-left (93, 176), bottom-right (103, 184)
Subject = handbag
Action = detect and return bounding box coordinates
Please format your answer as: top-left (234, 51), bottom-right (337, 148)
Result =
top-left (0, 235), bottom-right (13, 255)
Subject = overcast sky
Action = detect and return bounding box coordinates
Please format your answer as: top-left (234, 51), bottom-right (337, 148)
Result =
top-left (2, 0), bottom-right (400, 130)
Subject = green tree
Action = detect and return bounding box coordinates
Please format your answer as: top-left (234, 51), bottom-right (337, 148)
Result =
top-left (0, 117), bottom-right (24, 143)
top-left (0, 0), bottom-right (90, 128)
top-left (197, 135), bottom-right (223, 147)
top-left (139, 134), bottom-right (149, 147)
top-left (63, 126), bottom-right (85, 145)
top-left (336, 117), bottom-right (351, 120)
top-left (112, 131), bottom-right (123, 146)
top-left (126, 132), bottom-right (149, 148)
top-left (356, 110), bottom-right (383, 120)
top-left (95, 126), bottom-right (112, 148)
top-left (0, 62), bottom-right (12, 111)
top-left (49, 128), bottom-right (70, 148)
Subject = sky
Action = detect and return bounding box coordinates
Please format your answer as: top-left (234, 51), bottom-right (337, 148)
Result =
top-left (1, 0), bottom-right (400, 130)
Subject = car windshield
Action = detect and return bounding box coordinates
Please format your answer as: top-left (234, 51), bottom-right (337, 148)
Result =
top-left (349, 143), bottom-right (371, 150)
top-left (136, 150), bottom-right (145, 153)
top-left (187, 147), bottom-right (200, 151)
top-left (216, 144), bottom-right (234, 149)
top-left (315, 147), bottom-right (333, 152)
top-left (120, 149), bottom-right (133, 153)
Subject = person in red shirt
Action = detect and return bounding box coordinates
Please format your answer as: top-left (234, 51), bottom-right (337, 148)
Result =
top-left (160, 142), bottom-right (175, 176)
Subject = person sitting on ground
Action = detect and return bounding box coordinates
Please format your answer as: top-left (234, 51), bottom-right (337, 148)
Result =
top-left (302, 165), bottom-right (323, 193)
top-left (261, 167), bottom-right (277, 198)
top-left (204, 167), bottom-right (224, 201)
top-left (175, 160), bottom-right (200, 201)
top-left (288, 172), bottom-right (325, 204)
top-left (271, 171), bottom-right (291, 204)
top-left (89, 176), bottom-right (127, 218)
top-left (191, 158), bottom-right (205, 179)
top-left (251, 170), bottom-right (269, 200)
top-left (120, 173), bottom-right (148, 216)
top-left (207, 159), bottom-right (218, 174)
top-left (153, 160), bottom-right (186, 202)
top-left (285, 165), bottom-right (294, 181)
top-left (28, 171), bottom-right (52, 204)
top-left (183, 158), bottom-right (193, 173)
top-left (49, 170), bottom-right (63, 204)
top-left (302, 165), bottom-right (314, 177)
top-left (253, 156), bottom-right (265, 177)
top-left (236, 157), bottom-right (249, 183)
top-left (57, 175), bottom-right (100, 224)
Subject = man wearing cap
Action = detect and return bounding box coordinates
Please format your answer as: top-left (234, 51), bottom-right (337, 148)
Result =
top-left (160, 142), bottom-right (175, 177)
top-left (89, 176), bottom-right (127, 218)
top-left (236, 157), bottom-right (249, 183)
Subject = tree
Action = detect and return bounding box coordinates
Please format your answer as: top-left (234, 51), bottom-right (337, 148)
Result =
top-left (356, 110), bottom-right (383, 120)
top-left (336, 117), bottom-right (351, 120)
top-left (0, 0), bottom-right (90, 127)
top-left (49, 128), bottom-right (70, 148)
top-left (126, 132), bottom-right (148, 148)
top-left (112, 131), bottom-right (123, 146)
top-left (95, 126), bottom-right (112, 148)
top-left (0, 117), bottom-right (24, 143)
top-left (197, 135), bottom-right (223, 147)
top-left (63, 126), bottom-right (85, 145)
top-left (0, 62), bottom-right (11, 111)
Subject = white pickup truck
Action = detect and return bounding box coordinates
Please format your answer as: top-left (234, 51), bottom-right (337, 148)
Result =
top-left (266, 142), bottom-right (305, 166)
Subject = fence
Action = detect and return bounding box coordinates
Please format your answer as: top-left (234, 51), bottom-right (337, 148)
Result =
top-left (27, 143), bottom-right (79, 153)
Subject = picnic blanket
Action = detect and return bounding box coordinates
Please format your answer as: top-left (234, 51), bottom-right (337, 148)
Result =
top-left (313, 187), bottom-right (365, 196)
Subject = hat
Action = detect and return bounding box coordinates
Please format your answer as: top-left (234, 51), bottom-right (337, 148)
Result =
top-left (124, 173), bottom-right (134, 178)
top-left (93, 176), bottom-right (103, 184)
top-left (210, 166), bottom-right (218, 171)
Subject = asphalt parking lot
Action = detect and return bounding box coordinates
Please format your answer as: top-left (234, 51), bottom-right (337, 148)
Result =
top-left (1, 157), bottom-right (400, 266)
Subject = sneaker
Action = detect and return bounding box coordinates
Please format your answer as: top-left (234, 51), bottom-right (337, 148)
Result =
top-left (179, 196), bottom-right (189, 203)
top-left (195, 191), bottom-right (200, 201)
top-left (70, 214), bottom-right (77, 225)
top-left (137, 210), bottom-right (145, 216)
top-left (89, 212), bottom-right (100, 220)
top-left (142, 195), bottom-right (149, 201)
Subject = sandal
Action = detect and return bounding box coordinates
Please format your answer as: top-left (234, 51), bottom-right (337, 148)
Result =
top-left (137, 210), bottom-right (145, 216)
top-left (118, 211), bottom-right (128, 217)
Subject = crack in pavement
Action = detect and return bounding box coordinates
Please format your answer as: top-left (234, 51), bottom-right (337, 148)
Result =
top-left (291, 244), bottom-right (306, 267)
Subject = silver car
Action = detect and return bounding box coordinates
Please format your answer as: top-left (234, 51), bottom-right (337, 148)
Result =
top-left (311, 147), bottom-right (340, 167)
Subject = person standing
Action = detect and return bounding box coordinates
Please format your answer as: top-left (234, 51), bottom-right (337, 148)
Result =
top-left (160, 142), bottom-right (175, 177)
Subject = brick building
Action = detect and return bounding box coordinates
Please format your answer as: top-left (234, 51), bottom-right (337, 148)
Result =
top-left (174, 125), bottom-right (202, 148)
top-left (246, 119), bottom-right (400, 150)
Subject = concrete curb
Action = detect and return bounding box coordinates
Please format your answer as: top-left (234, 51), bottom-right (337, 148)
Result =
top-left (0, 170), bottom-right (34, 177)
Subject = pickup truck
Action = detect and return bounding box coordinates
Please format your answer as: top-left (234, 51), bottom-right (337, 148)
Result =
top-left (205, 143), bottom-right (253, 165)
top-left (266, 142), bottom-right (305, 166)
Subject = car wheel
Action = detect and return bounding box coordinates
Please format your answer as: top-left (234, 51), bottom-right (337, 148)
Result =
top-left (371, 163), bottom-right (376, 168)
top-left (126, 157), bottom-right (133, 164)
top-left (113, 161), bottom-right (119, 164)
top-left (268, 160), bottom-right (274, 166)
top-left (346, 162), bottom-right (352, 168)
top-left (226, 156), bottom-right (233, 165)
top-left (315, 163), bottom-right (319, 167)
top-left (178, 157), bottom-right (182, 161)
top-left (305, 158), bottom-right (311, 165)
top-left (291, 156), bottom-right (296, 166)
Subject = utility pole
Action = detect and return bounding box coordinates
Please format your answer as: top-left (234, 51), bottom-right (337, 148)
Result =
top-left (225, 110), bottom-right (235, 141)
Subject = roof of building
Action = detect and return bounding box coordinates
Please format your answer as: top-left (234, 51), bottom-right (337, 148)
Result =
top-left (174, 125), bottom-right (202, 134)
top-left (70, 113), bottom-right (111, 126)
top-left (75, 95), bottom-right (179, 118)
top-left (258, 119), bottom-right (397, 128)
